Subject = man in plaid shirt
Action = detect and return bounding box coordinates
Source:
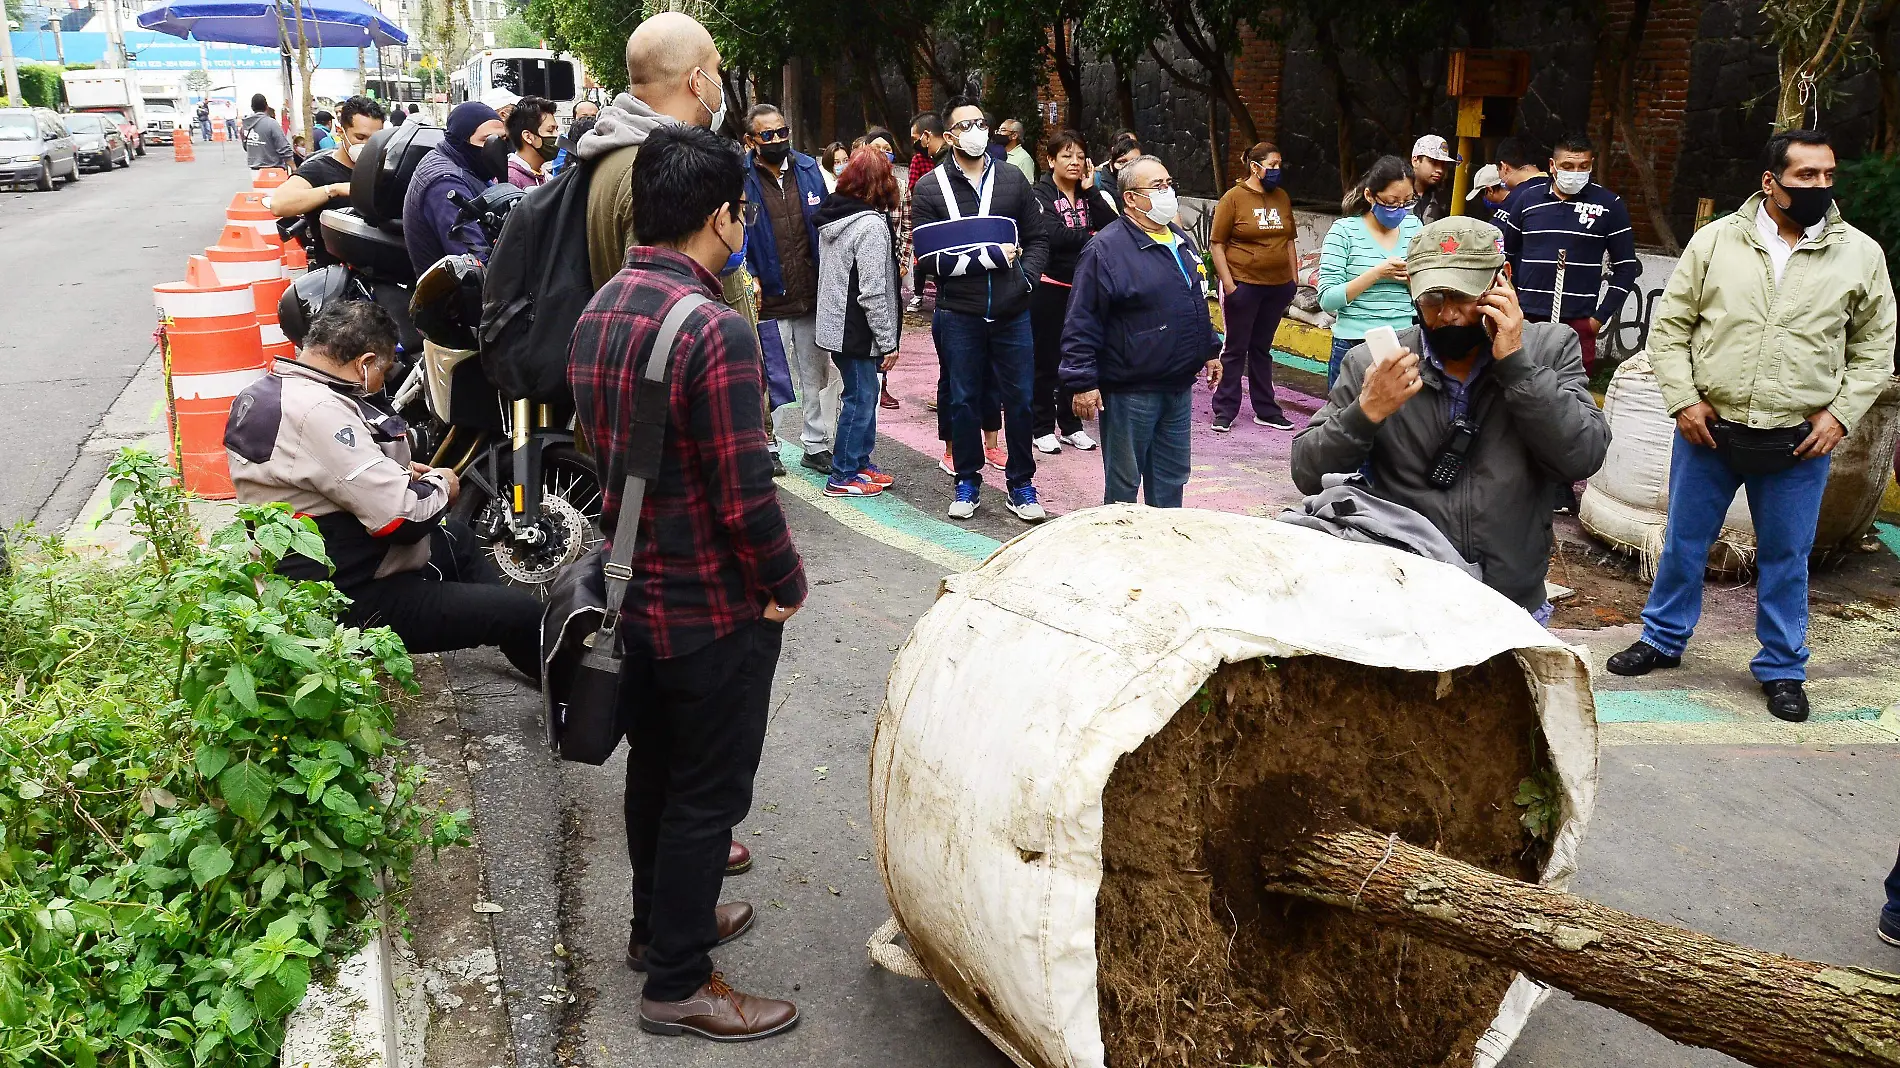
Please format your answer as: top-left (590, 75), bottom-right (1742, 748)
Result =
top-left (568, 122), bottom-right (806, 1043)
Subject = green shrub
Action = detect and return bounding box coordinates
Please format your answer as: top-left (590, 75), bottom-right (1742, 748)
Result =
top-left (1838, 151), bottom-right (1900, 286)
top-left (0, 450), bottom-right (467, 1067)
top-left (15, 64), bottom-right (62, 110)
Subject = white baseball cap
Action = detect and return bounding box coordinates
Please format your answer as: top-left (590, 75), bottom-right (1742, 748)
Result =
top-left (1465, 163), bottom-right (1505, 200)
top-left (480, 87), bottom-right (520, 111)
top-left (1411, 134), bottom-right (1461, 163)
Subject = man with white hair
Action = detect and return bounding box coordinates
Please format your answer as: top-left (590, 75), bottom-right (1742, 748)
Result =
top-left (1060, 156), bottom-right (1222, 507)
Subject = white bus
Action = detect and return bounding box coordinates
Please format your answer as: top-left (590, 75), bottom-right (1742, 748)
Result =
top-left (447, 49), bottom-right (586, 120)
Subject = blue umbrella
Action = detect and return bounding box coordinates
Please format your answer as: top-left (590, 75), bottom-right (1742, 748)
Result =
top-left (135, 0), bottom-right (408, 49)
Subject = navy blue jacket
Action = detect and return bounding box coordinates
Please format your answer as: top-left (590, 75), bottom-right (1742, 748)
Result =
top-left (402, 146), bottom-right (492, 277)
top-left (1059, 215), bottom-right (1219, 394)
top-left (1500, 178), bottom-right (1640, 324)
top-left (743, 149), bottom-right (827, 298)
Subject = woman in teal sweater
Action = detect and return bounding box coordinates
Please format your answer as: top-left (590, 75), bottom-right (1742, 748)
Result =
top-left (1316, 155), bottom-right (1422, 389)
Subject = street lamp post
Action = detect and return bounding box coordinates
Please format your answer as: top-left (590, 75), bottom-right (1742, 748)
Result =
top-left (1, 15), bottom-right (21, 106)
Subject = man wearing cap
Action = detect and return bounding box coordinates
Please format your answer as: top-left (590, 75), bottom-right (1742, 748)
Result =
top-left (1606, 129), bottom-right (1896, 724)
top-left (1498, 133), bottom-right (1639, 379)
top-left (1466, 164), bottom-right (1511, 226)
top-left (1292, 217), bottom-right (1609, 618)
top-left (480, 87), bottom-right (520, 121)
top-left (1410, 134), bottom-right (1460, 223)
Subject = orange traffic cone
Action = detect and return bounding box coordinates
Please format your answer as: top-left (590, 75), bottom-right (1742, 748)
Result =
top-left (252, 167), bottom-right (288, 190)
top-left (172, 129), bottom-right (194, 162)
top-left (154, 256), bottom-right (268, 498)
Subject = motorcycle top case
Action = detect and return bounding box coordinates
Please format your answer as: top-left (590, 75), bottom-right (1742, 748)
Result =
top-left (480, 159), bottom-right (595, 403)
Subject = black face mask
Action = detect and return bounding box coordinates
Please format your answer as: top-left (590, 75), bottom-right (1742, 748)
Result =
top-left (1423, 322), bottom-right (1491, 362)
top-left (1772, 177), bottom-right (1833, 229)
top-left (477, 134), bottom-right (510, 182)
top-left (759, 141), bottom-right (790, 166)
top-left (912, 139), bottom-right (926, 157)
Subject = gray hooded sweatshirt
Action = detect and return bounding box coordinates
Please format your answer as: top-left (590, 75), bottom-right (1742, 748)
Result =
top-left (814, 199), bottom-right (899, 357)
top-left (242, 111), bottom-right (292, 170)
top-left (575, 92), bottom-right (678, 290)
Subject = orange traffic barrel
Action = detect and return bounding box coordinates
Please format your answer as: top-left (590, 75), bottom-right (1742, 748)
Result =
top-left (226, 191), bottom-right (281, 248)
top-left (172, 129), bottom-right (194, 162)
top-left (154, 257), bottom-right (267, 499)
top-left (254, 275), bottom-right (293, 368)
top-left (282, 237), bottom-right (308, 274)
top-left (212, 123), bottom-right (227, 143)
top-left (252, 167), bottom-right (288, 189)
top-left (204, 224), bottom-right (285, 288)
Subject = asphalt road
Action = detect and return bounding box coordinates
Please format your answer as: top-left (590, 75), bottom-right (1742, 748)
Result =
top-left (442, 464), bottom-right (1900, 1068)
top-left (0, 144), bottom-right (254, 530)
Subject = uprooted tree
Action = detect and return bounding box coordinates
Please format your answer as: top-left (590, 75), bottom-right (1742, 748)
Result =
top-left (1262, 819), bottom-right (1900, 1068)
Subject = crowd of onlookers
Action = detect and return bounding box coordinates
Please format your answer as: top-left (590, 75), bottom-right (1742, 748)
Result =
top-left (230, 6), bottom-right (1893, 1039)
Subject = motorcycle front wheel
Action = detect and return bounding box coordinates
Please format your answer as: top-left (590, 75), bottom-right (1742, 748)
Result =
top-left (452, 443), bottom-right (603, 598)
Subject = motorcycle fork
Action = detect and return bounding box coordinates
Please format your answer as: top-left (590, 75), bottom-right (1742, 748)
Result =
top-left (508, 400), bottom-right (548, 528)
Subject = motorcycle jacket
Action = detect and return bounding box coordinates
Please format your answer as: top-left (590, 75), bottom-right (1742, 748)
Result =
top-left (224, 358), bottom-right (453, 589)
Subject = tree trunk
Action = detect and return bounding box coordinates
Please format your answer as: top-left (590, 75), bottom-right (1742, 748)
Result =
top-left (1052, 19), bottom-right (1084, 133)
top-left (1263, 824), bottom-right (1900, 1068)
top-left (1313, 19), bottom-right (1356, 193)
top-left (1875, 0), bottom-right (1900, 153)
top-left (1601, 0), bottom-right (1683, 254)
top-left (1113, 56), bottom-right (1135, 131)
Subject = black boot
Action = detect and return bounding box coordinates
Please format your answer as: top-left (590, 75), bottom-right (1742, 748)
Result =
top-left (1605, 641), bottom-right (1682, 677)
top-left (1761, 679), bottom-right (1810, 723)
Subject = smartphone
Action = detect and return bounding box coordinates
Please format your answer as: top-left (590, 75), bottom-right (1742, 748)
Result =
top-left (1365, 325), bottom-right (1402, 364)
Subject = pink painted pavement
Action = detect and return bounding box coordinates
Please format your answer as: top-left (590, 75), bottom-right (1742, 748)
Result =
top-left (876, 326), bottom-right (1325, 518)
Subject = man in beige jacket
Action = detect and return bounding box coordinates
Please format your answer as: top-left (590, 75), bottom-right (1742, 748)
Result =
top-left (1607, 129), bottom-right (1896, 723)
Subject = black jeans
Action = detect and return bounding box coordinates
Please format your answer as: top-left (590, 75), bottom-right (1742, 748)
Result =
top-left (622, 619), bottom-right (782, 1000)
top-left (1030, 282), bottom-right (1083, 438)
top-left (339, 521), bottom-right (542, 680)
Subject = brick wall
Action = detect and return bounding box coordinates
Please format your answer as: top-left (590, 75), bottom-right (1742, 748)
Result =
top-left (1587, 0), bottom-right (1702, 246)
top-left (916, 73), bottom-right (935, 115)
top-left (1040, 25), bottom-right (1071, 131)
top-left (1226, 25), bottom-right (1285, 177)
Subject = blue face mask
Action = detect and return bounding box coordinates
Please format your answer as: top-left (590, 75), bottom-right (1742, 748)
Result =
top-left (1372, 202), bottom-right (1411, 229)
top-left (720, 227), bottom-right (748, 276)
top-left (1258, 166), bottom-right (1281, 189)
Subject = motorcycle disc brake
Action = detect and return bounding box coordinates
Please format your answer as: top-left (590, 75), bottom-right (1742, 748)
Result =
top-left (490, 493), bottom-right (591, 586)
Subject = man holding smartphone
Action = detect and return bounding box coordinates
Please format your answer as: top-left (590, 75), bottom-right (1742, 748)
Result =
top-left (1291, 217), bottom-right (1610, 618)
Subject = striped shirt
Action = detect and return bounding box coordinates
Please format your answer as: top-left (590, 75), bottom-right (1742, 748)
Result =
top-left (1499, 180), bottom-right (1640, 324)
top-left (1316, 213), bottom-right (1423, 340)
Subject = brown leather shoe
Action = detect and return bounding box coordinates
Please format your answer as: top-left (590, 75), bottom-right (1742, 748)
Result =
top-left (627, 901), bottom-right (755, 972)
top-left (726, 839), bottom-right (752, 876)
top-left (639, 973), bottom-right (798, 1041)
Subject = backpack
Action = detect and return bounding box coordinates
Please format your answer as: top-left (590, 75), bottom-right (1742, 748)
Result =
top-left (479, 156), bottom-right (597, 402)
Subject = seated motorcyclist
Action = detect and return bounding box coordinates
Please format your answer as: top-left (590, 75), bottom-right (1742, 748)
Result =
top-left (402, 101), bottom-right (510, 277)
top-left (223, 300), bottom-right (542, 681)
top-left (268, 95), bottom-right (387, 268)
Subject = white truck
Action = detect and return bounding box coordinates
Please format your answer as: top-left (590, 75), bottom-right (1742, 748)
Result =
top-left (139, 77), bottom-right (189, 144)
top-left (60, 68), bottom-right (148, 155)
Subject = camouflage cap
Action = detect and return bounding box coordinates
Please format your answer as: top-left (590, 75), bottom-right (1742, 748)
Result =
top-left (1406, 217), bottom-right (1506, 300)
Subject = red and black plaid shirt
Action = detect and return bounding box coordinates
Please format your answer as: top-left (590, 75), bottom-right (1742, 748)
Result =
top-left (568, 246), bottom-right (806, 659)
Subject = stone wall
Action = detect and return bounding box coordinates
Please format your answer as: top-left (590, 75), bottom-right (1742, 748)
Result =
top-left (1074, 42), bottom-right (1223, 197)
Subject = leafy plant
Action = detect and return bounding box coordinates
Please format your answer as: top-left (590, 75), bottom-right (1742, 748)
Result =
top-left (1513, 766), bottom-right (1563, 843)
top-left (0, 449), bottom-right (466, 1067)
top-left (1839, 152), bottom-right (1900, 291)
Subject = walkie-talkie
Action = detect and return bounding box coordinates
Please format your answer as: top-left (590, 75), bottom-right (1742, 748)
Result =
top-left (1428, 418), bottom-right (1480, 489)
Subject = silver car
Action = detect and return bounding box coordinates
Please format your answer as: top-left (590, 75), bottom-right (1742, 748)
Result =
top-left (0, 108), bottom-right (81, 192)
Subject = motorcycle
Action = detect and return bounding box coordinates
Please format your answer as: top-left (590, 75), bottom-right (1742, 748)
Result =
top-left (292, 124), bottom-right (600, 597)
top-left (405, 185), bottom-right (602, 595)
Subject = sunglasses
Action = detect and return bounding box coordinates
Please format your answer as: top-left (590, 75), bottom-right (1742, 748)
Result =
top-left (754, 128), bottom-right (789, 143)
top-left (948, 118), bottom-right (988, 134)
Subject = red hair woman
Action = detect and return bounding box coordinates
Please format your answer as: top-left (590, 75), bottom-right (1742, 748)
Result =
top-left (813, 147), bottom-right (905, 496)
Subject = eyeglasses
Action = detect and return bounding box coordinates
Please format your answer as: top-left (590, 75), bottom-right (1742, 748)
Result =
top-left (754, 128), bottom-right (788, 143)
top-left (737, 201), bottom-right (760, 226)
top-left (1374, 196), bottom-right (1418, 210)
top-left (947, 118), bottom-right (988, 134)
top-left (1415, 289), bottom-right (1481, 311)
top-left (1134, 179), bottom-right (1177, 192)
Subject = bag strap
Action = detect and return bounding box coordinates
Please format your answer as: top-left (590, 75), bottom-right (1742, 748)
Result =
top-left (598, 291), bottom-right (713, 634)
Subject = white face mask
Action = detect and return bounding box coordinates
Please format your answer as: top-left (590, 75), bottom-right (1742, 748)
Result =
top-left (832, 161), bottom-right (846, 176)
top-left (347, 140), bottom-right (365, 162)
top-left (1554, 169), bottom-right (1591, 196)
top-left (1137, 186), bottom-right (1179, 225)
top-left (693, 68), bottom-right (726, 130)
top-left (955, 124), bottom-right (990, 159)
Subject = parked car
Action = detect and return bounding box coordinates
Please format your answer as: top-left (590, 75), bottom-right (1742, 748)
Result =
top-left (89, 108), bottom-right (145, 156)
top-left (61, 112), bottom-right (133, 172)
top-left (0, 108), bottom-right (81, 192)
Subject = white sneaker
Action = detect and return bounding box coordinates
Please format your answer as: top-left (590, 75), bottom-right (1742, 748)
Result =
top-left (1033, 434), bottom-right (1061, 454)
top-left (1253, 414), bottom-right (1296, 431)
top-left (947, 480), bottom-right (979, 520)
top-left (906, 296), bottom-right (923, 312)
top-left (1058, 430), bottom-right (1097, 451)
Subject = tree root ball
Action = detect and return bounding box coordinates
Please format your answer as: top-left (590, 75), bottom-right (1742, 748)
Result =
top-left (1095, 655), bottom-right (1553, 1067)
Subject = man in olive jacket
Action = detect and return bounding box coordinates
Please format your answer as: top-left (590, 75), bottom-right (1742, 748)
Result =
top-left (1292, 217), bottom-right (1610, 617)
top-left (1607, 130), bottom-right (1896, 723)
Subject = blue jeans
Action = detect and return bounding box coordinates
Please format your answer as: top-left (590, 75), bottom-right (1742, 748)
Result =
top-left (1328, 335), bottom-right (1357, 392)
top-left (1098, 389), bottom-right (1192, 508)
top-left (1638, 432), bottom-right (1831, 681)
top-left (932, 309), bottom-right (1036, 490)
top-left (828, 355), bottom-right (880, 483)
top-left (1884, 848), bottom-right (1900, 931)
